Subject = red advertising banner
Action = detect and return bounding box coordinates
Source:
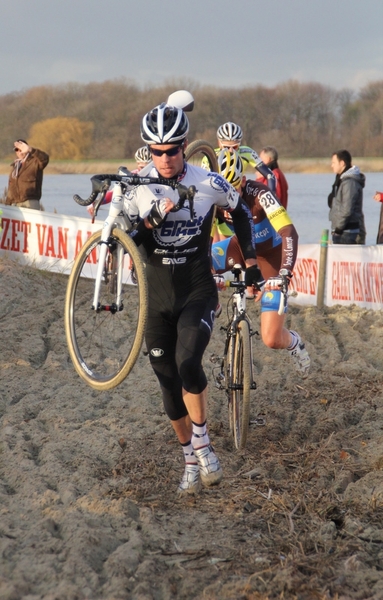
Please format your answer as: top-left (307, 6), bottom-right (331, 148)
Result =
top-left (327, 245), bottom-right (383, 308)
top-left (1, 207), bottom-right (383, 309)
top-left (0, 205), bottom-right (102, 274)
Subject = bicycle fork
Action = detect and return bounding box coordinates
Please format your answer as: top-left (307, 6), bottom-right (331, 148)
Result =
top-left (92, 192), bottom-right (126, 313)
top-left (210, 320), bottom-right (257, 391)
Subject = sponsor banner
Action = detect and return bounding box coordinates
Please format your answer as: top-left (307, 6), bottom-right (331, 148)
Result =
top-left (0, 205), bottom-right (102, 274)
top-left (326, 245), bottom-right (383, 309)
top-left (289, 244), bottom-right (321, 306)
top-left (1, 207), bottom-right (383, 309)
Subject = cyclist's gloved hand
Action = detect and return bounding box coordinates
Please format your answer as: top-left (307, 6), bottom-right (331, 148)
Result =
top-left (213, 274), bottom-right (226, 291)
top-left (279, 269), bottom-right (293, 287)
top-left (244, 265), bottom-right (266, 291)
top-left (147, 198), bottom-right (170, 228)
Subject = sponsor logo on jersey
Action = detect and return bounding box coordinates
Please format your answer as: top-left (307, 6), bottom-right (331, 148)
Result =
top-left (154, 213), bottom-right (204, 247)
top-left (162, 257), bottom-right (187, 264)
top-left (245, 181), bottom-right (263, 197)
top-left (150, 348), bottom-right (164, 357)
top-left (264, 291), bottom-right (275, 301)
top-left (209, 174), bottom-right (230, 193)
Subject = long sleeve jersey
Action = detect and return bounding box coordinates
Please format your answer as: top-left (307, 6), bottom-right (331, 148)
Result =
top-left (125, 162), bottom-right (256, 269)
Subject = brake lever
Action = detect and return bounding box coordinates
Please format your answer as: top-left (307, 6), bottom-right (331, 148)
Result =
top-left (171, 184), bottom-right (197, 219)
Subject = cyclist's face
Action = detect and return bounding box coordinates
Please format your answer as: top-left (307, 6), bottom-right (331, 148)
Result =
top-left (218, 140), bottom-right (241, 151)
top-left (150, 142), bottom-right (187, 178)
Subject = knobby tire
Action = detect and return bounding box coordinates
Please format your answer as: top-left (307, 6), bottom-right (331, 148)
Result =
top-left (231, 320), bottom-right (251, 449)
top-left (185, 140), bottom-right (218, 172)
top-left (65, 228), bottom-right (148, 391)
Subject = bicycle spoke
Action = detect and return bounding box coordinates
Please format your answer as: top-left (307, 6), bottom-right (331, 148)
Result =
top-left (65, 229), bottom-right (147, 390)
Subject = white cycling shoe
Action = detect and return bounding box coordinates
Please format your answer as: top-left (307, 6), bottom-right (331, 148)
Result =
top-left (193, 444), bottom-right (223, 486)
top-left (288, 331), bottom-right (311, 378)
top-left (177, 463), bottom-right (202, 496)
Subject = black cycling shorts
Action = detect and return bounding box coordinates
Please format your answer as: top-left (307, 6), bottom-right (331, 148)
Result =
top-left (145, 263), bottom-right (217, 421)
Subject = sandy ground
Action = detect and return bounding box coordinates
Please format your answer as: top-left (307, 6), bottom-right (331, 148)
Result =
top-left (1, 256), bottom-right (383, 600)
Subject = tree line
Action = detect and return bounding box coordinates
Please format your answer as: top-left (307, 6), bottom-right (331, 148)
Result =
top-left (1, 78), bottom-right (383, 160)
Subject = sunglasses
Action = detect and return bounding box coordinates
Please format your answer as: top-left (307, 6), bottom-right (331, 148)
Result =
top-left (150, 145), bottom-right (183, 157)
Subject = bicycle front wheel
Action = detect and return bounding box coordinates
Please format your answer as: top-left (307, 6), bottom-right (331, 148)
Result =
top-left (65, 228), bottom-right (148, 391)
top-left (185, 139), bottom-right (218, 172)
top-left (231, 320), bottom-right (251, 449)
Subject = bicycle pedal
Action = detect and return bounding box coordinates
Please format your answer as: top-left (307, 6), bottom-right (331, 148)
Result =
top-left (250, 415), bottom-right (266, 426)
top-left (210, 353), bottom-right (222, 364)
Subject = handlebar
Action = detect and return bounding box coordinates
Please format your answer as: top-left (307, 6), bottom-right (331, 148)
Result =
top-left (73, 172), bottom-right (180, 207)
top-left (73, 170), bottom-right (197, 219)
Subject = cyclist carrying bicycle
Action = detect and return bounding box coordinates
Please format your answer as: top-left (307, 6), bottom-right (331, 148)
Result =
top-left (121, 103), bottom-right (265, 496)
top-left (212, 149), bottom-right (311, 378)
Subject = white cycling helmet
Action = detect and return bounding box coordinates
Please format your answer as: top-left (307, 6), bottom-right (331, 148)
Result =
top-left (217, 122), bottom-right (243, 143)
top-left (217, 149), bottom-right (244, 187)
top-left (141, 102), bottom-right (189, 145)
top-left (134, 146), bottom-right (151, 164)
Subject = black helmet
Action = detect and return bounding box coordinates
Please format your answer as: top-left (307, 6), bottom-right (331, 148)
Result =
top-left (141, 103), bottom-right (189, 145)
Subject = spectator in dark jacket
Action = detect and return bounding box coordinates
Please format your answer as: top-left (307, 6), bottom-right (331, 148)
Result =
top-left (6, 139), bottom-right (49, 210)
top-left (328, 149), bottom-right (366, 244)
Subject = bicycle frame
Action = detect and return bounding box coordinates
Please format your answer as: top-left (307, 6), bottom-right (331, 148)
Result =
top-left (92, 188), bottom-right (129, 312)
top-left (66, 169), bottom-right (199, 391)
top-left (224, 274), bottom-right (256, 392)
top-left (72, 169), bottom-right (193, 313)
top-left (210, 265), bottom-right (259, 449)
top-left (212, 271), bottom-right (257, 388)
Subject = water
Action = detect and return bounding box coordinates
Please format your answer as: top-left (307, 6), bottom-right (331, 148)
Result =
top-left (1, 171), bottom-right (382, 244)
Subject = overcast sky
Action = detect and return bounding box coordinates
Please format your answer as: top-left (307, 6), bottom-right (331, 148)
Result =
top-left (2, 0), bottom-right (383, 96)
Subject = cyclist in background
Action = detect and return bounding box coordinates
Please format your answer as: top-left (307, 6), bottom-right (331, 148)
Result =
top-left (206, 122), bottom-right (277, 242)
top-left (121, 103), bottom-right (264, 496)
top-left (203, 122), bottom-right (276, 193)
top-left (87, 146), bottom-right (152, 217)
top-left (133, 146), bottom-right (152, 172)
top-left (212, 149), bottom-right (311, 378)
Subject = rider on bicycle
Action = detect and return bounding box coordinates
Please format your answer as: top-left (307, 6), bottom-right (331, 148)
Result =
top-left (122, 102), bottom-right (265, 496)
top-left (212, 149), bottom-right (311, 378)
top-left (205, 121), bottom-right (277, 242)
top-left (202, 121), bottom-right (276, 193)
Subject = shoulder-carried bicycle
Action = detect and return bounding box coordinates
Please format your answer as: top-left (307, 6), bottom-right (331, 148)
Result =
top-left (184, 140), bottom-right (218, 172)
top-left (64, 169), bottom-right (196, 391)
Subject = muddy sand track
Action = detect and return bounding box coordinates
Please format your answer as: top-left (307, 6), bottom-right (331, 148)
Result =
top-left (1, 257), bottom-right (383, 599)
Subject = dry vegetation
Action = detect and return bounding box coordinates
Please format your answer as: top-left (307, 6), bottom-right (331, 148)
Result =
top-left (1, 78), bottom-right (383, 162)
top-left (2, 157), bottom-right (383, 177)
